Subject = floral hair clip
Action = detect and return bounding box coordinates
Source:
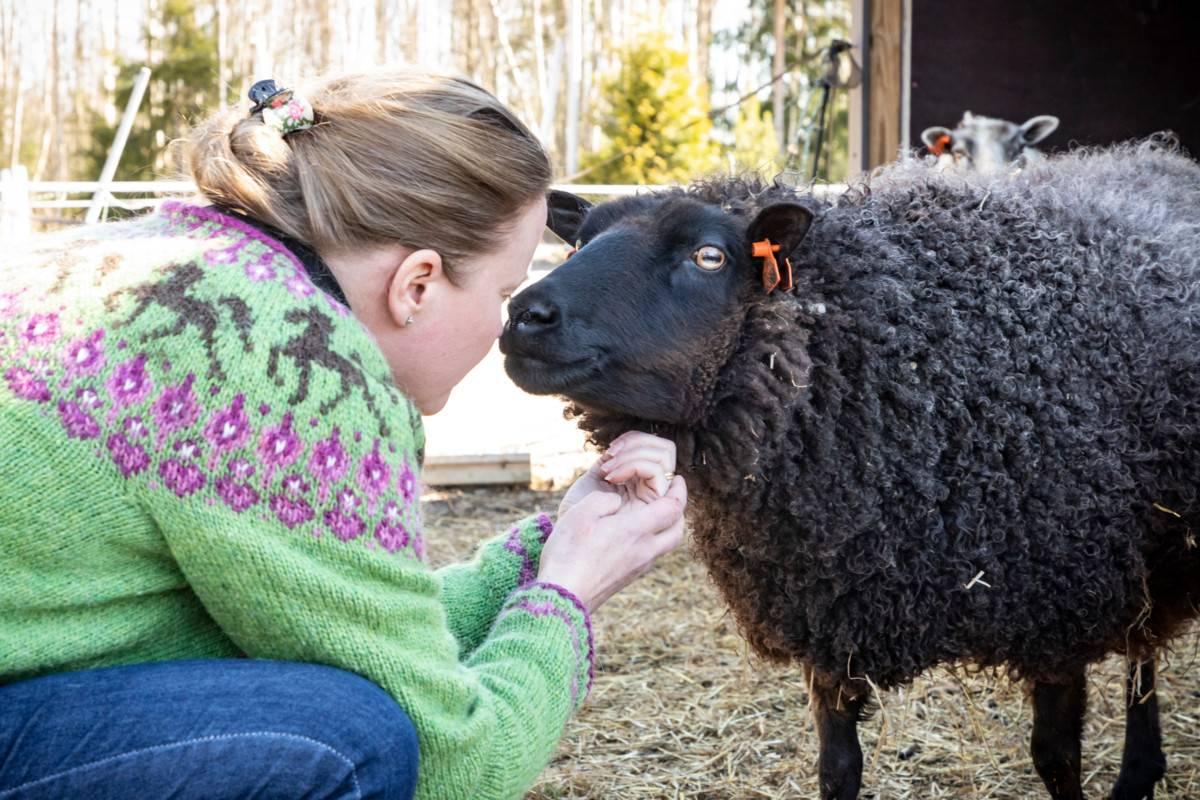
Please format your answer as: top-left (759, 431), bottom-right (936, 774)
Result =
top-left (248, 78), bottom-right (315, 136)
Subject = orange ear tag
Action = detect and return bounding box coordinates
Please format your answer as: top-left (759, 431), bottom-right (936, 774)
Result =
top-left (752, 239), bottom-right (782, 293)
top-left (929, 133), bottom-right (951, 156)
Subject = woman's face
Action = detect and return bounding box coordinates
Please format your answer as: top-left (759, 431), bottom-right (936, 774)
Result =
top-left (330, 197), bottom-right (547, 415)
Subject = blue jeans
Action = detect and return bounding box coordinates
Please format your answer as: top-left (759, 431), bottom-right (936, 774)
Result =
top-left (0, 659), bottom-right (419, 799)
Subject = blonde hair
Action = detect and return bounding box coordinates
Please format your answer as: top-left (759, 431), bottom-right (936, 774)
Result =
top-left (187, 69), bottom-right (551, 281)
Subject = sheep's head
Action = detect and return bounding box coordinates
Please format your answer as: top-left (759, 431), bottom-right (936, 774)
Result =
top-left (921, 112), bottom-right (1058, 173)
top-left (500, 188), bottom-right (813, 425)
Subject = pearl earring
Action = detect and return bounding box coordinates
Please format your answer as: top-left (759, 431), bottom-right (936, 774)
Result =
top-left (405, 315), bottom-right (414, 327)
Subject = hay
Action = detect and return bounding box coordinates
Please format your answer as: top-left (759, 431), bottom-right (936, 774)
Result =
top-left (424, 486), bottom-right (1200, 799)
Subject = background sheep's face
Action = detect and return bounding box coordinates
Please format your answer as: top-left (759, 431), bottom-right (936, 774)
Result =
top-left (501, 190), bottom-right (812, 423)
top-left (920, 112), bottom-right (1059, 173)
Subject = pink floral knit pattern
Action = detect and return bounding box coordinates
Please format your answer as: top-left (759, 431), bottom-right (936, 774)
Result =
top-left (0, 203), bottom-right (425, 558)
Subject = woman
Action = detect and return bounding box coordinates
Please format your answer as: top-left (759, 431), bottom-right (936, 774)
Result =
top-left (0, 71), bottom-right (686, 800)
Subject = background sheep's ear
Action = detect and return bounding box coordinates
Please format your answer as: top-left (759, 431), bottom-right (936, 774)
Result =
top-left (746, 202), bottom-right (814, 257)
top-left (921, 126), bottom-right (952, 148)
top-left (1019, 115), bottom-right (1059, 145)
top-left (546, 190), bottom-right (593, 244)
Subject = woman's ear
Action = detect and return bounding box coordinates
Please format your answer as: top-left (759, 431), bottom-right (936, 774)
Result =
top-left (386, 248), bottom-right (444, 328)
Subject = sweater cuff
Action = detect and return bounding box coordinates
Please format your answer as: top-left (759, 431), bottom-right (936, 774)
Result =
top-left (497, 580), bottom-right (596, 712)
top-left (501, 512), bottom-right (555, 587)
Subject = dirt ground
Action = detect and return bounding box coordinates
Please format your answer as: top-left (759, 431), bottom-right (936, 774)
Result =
top-left (423, 485), bottom-right (1200, 800)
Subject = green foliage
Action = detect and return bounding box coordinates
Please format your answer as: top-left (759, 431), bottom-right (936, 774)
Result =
top-left (581, 35), bottom-right (720, 184)
top-left (86, 0), bottom-right (230, 180)
top-left (726, 96), bottom-right (782, 176)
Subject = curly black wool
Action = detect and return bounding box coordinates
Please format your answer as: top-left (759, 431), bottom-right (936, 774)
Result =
top-left (569, 138), bottom-right (1200, 694)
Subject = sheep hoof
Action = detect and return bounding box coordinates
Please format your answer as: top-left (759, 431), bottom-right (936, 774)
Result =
top-left (1110, 753), bottom-right (1166, 800)
top-left (818, 775), bottom-right (862, 800)
top-left (818, 751), bottom-right (863, 800)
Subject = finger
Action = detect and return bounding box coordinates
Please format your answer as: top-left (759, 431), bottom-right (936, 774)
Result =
top-left (604, 462), bottom-right (670, 498)
top-left (583, 457), bottom-right (608, 478)
top-left (567, 489), bottom-right (623, 521)
top-left (606, 430), bottom-right (674, 459)
top-left (604, 430), bottom-right (639, 457)
top-left (665, 474), bottom-right (688, 505)
top-left (599, 445), bottom-right (674, 475)
top-left (614, 489), bottom-right (685, 535)
top-left (648, 518), bottom-right (685, 558)
top-left (603, 459), bottom-right (669, 485)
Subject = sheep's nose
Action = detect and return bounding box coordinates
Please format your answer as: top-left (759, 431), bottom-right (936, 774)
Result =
top-left (511, 300), bottom-right (560, 333)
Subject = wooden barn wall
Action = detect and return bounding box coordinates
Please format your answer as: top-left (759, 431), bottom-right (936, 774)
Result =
top-left (908, 0), bottom-right (1200, 157)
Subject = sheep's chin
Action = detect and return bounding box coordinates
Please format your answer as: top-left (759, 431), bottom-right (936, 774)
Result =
top-left (503, 352), bottom-right (597, 396)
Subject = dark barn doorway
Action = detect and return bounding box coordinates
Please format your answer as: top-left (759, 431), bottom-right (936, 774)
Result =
top-left (908, 0), bottom-right (1200, 157)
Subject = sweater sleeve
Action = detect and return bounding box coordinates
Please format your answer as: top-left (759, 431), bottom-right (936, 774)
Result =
top-left (154, 500), bottom-right (592, 800)
top-left (436, 513), bottom-right (555, 657)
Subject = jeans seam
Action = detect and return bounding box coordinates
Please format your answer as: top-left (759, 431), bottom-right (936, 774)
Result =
top-left (0, 731), bottom-right (362, 799)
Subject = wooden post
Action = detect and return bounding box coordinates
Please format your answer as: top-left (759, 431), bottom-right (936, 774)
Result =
top-left (848, 0), bottom-right (868, 178)
top-left (867, 0), bottom-right (903, 168)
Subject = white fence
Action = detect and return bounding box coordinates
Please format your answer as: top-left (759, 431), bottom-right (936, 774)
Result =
top-left (0, 174), bottom-right (848, 243)
top-left (0, 174), bottom-right (654, 243)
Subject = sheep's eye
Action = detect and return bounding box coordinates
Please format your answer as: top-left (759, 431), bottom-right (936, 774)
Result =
top-left (692, 246), bottom-right (727, 271)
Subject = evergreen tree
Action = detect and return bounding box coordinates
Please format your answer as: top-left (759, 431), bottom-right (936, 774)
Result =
top-left (86, 0), bottom-right (228, 180)
top-left (580, 35), bottom-right (720, 185)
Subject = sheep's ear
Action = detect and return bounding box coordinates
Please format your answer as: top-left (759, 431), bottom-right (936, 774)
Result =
top-left (746, 202), bottom-right (814, 258)
top-left (546, 190), bottom-right (593, 245)
top-left (921, 126), bottom-right (952, 148)
top-left (1019, 115), bottom-right (1059, 145)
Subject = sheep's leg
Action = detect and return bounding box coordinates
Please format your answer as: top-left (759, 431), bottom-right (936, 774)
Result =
top-left (1030, 669), bottom-right (1087, 800)
top-left (809, 671), bottom-right (865, 800)
top-left (1111, 658), bottom-right (1166, 800)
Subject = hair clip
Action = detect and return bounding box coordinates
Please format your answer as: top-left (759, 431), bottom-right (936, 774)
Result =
top-left (248, 78), bottom-right (314, 136)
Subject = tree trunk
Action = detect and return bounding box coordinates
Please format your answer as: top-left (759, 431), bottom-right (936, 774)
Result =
top-left (532, 0), bottom-right (548, 133)
top-left (564, 0), bottom-right (581, 175)
top-left (71, 0), bottom-right (89, 180)
top-left (487, 0), bottom-right (536, 123)
top-left (0, 0), bottom-right (10, 167)
top-left (696, 0), bottom-right (713, 87)
top-left (540, 21), bottom-right (564, 152)
top-left (772, 0), bottom-right (786, 151)
top-left (375, 0), bottom-right (387, 63)
top-left (39, 0), bottom-right (62, 180)
top-left (320, 0), bottom-right (334, 70)
top-left (216, 0), bottom-right (227, 102)
top-left (9, 87), bottom-right (22, 171)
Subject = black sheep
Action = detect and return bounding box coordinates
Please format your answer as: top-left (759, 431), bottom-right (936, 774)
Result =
top-left (500, 139), bottom-right (1200, 800)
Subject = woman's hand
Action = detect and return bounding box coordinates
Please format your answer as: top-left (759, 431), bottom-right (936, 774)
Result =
top-left (558, 431), bottom-right (677, 517)
top-left (537, 475), bottom-right (687, 613)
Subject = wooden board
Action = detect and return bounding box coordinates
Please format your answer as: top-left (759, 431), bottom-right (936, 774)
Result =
top-left (423, 453), bottom-right (533, 487)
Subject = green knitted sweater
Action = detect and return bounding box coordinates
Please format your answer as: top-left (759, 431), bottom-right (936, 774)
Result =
top-left (0, 203), bottom-right (594, 800)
